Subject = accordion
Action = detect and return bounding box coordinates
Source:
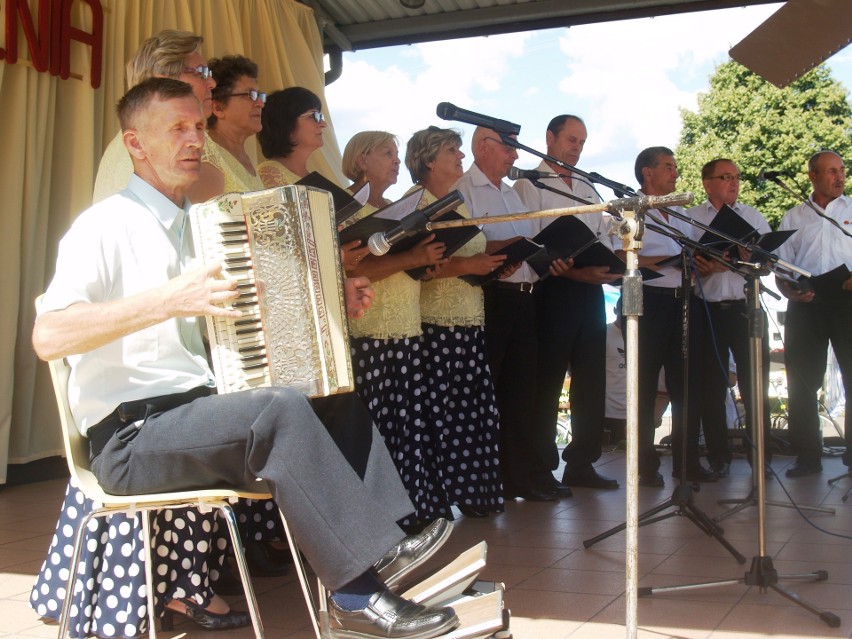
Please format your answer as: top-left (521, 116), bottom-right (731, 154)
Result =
top-left (189, 185), bottom-right (353, 397)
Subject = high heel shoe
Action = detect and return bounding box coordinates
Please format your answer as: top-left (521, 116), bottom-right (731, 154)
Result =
top-left (244, 539), bottom-right (291, 576)
top-left (457, 505), bottom-right (489, 518)
top-left (161, 598), bottom-right (251, 631)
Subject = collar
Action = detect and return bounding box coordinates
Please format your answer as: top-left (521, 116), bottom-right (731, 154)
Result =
top-left (125, 173), bottom-right (190, 231)
top-left (468, 162), bottom-right (512, 193)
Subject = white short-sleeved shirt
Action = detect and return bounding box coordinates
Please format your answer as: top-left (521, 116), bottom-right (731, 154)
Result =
top-left (454, 163), bottom-right (536, 284)
top-left (776, 194), bottom-right (852, 277)
top-left (688, 200), bottom-right (771, 301)
top-left (38, 174), bottom-right (215, 432)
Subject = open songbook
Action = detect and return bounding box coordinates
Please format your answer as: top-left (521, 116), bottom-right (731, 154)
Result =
top-left (696, 204), bottom-right (795, 256)
top-left (459, 237), bottom-right (545, 286)
top-left (787, 263), bottom-right (851, 301)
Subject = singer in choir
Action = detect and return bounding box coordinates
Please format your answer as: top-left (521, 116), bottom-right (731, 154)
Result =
top-left (257, 87), bottom-right (370, 271)
top-left (615, 147), bottom-right (716, 487)
top-left (775, 150), bottom-right (852, 478)
top-left (404, 126), bottom-right (506, 519)
top-left (688, 158), bottom-right (773, 478)
top-left (343, 131), bottom-right (449, 529)
top-left (455, 126), bottom-right (572, 502)
top-left (513, 115), bottom-right (621, 490)
top-left (34, 31), bottom-right (239, 637)
top-left (32, 78), bottom-right (460, 639)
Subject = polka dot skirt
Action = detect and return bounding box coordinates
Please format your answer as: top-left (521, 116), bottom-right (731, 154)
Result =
top-left (30, 478), bottom-right (228, 638)
top-left (422, 324), bottom-right (504, 512)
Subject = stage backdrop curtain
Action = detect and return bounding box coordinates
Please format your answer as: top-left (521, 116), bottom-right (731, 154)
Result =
top-left (0, 0), bottom-right (346, 483)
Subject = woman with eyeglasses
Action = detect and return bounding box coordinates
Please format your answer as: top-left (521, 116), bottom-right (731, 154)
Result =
top-left (342, 131), bottom-right (449, 531)
top-left (403, 126), bottom-right (506, 519)
top-left (186, 54), bottom-right (266, 202)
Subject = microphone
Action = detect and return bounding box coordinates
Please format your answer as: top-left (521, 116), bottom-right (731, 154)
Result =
top-left (506, 166), bottom-right (563, 181)
top-left (436, 102), bottom-right (521, 136)
top-left (758, 168), bottom-right (788, 182)
top-left (588, 172), bottom-right (635, 196)
top-left (606, 191), bottom-right (694, 214)
top-left (367, 190), bottom-right (464, 256)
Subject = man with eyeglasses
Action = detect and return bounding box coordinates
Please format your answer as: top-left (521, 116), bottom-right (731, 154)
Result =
top-left (92, 30), bottom-right (216, 203)
top-left (454, 126), bottom-right (570, 502)
top-left (688, 158), bottom-right (773, 478)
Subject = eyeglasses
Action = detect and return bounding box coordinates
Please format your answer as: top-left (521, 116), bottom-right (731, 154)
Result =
top-left (226, 90), bottom-right (267, 104)
top-left (182, 65), bottom-right (212, 79)
top-left (708, 173), bottom-right (741, 182)
top-left (301, 110), bottom-right (325, 124)
top-left (484, 136), bottom-right (513, 149)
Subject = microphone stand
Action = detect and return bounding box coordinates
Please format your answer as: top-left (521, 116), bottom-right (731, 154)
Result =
top-left (583, 223), bottom-right (747, 565)
top-left (637, 248), bottom-right (841, 629)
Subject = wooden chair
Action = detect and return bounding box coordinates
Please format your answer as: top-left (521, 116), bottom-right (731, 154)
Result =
top-left (45, 352), bottom-right (324, 638)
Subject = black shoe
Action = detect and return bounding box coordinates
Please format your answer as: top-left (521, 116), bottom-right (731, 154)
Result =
top-left (708, 462), bottom-right (730, 477)
top-left (514, 487), bottom-right (559, 502)
top-left (562, 465), bottom-right (619, 489)
top-left (328, 590), bottom-right (459, 639)
top-left (538, 478), bottom-right (573, 499)
top-left (639, 472), bottom-right (664, 488)
top-left (674, 467), bottom-right (719, 483)
top-left (243, 539), bottom-right (290, 576)
top-left (162, 598), bottom-right (251, 631)
top-left (375, 518), bottom-right (453, 588)
top-left (785, 461), bottom-right (822, 478)
top-left (457, 504), bottom-right (489, 518)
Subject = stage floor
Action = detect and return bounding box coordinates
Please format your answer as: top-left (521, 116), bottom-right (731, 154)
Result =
top-left (2, 448), bottom-right (851, 639)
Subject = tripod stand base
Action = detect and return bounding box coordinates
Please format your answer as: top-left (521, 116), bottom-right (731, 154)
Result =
top-left (639, 556), bottom-right (840, 628)
top-left (827, 470), bottom-right (852, 502)
top-left (714, 488), bottom-right (836, 522)
top-left (584, 482), bottom-right (747, 564)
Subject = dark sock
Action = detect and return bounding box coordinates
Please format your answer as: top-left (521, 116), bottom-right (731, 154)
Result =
top-left (329, 571), bottom-right (384, 611)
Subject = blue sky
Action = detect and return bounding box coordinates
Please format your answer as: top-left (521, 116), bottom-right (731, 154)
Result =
top-left (325, 3), bottom-right (852, 202)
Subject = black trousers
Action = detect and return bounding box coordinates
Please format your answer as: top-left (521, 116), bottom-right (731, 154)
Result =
top-left (483, 285), bottom-right (541, 492)
top-left (532, 278), bottom-right (606, 475)
top-left (784, 295), bottom-right (852, 466)
top-left (699, 300), bottom-right (771, 465)
top-left (632, 287), bottom-right (705, 476)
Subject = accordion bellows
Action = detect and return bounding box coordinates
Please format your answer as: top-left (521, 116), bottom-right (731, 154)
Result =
top-left (190, 185), bottom-right (353, 397)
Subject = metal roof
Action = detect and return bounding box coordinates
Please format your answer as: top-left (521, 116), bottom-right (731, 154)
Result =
top-left (298, 0), bottom-right (778, 53)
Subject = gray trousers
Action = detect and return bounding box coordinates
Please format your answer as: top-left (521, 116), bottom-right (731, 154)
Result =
top-left (91, 387), bottom-right (414, 590)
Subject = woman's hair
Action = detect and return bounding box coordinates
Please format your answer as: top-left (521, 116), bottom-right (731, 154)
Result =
top-left (405, 126), bottom-right (462, 183)
top-left (125, 30), bottom-right (203, 88)
top-left (341, 131), bottom-right (397, 182)
top-left (207, 55), bottom-right (259, 128)
top-left (258, 87), bottom-right (322, 159)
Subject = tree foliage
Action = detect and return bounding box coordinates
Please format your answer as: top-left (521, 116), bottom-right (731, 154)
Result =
top-left (676, 61), bottom-right (852, 228)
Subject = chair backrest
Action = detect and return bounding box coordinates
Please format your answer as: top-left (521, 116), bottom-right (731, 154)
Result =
top-left (45, 353), bottom-right (116, 503)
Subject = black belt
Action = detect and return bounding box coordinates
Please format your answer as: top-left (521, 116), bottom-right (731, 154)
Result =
top-left (488, 280), bottom-right (535, 294)
top-left (707, 300), bottom-right (746, 310)
top-left (87, 385), bottom-right (214, 460)
top-left (644, 285), bottom-right (690, 298)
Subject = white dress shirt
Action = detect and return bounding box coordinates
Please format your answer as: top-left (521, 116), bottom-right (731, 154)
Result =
top-left (38, 174), bottom-right (215, 432)
top-left (454, 162), bottom-right (536, 284)
top-left (776, 194), bottom-right (852, 276)
top-left (688, 200), bottom-right (771, 301)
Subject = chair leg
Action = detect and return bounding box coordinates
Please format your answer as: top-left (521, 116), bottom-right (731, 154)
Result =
top-left (58, 510), bottom-right (100, 639)
top-left (217, 503), bottom-right (266, 639)
top-left (277, 508), bottom-right (324, 639)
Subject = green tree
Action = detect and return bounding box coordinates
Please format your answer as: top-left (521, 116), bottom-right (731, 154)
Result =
top-left (676, 61), bottom-right (852, 228)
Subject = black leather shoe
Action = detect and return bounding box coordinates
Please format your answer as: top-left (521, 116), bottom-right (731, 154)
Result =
top-left (785, 461), bottom-right (822, 478)
top-left (375, 518), bottom-right (453, 588)
top-left (514, 487), bottom-right (559, 502)
top-left (639, 472), bottom-right (664, 487)
top-left (562, 466), bottom-right (619, 489)
top-left (709, 462), bottom-right (730, 477)
top-left (675, 467), bottom-right (720, 483)
top-left (539, 479), bottom-right (573, 499)
top-left (244, 539), bottom-right (290, 576)
top-left (328, 590), bottom-right (459, 639)
top-left (457, 504), bottom-right (489, 518)
top-left (161, 598), bottom-right (251, 631)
